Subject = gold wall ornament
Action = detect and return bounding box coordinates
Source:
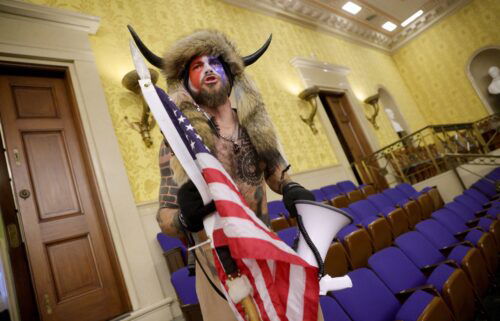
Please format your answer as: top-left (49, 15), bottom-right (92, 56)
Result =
top-left (364, 93), bottom-right (380, 130)
top-left (298, 86), bottom-right (320, 135)
top-left (122, 69), bottom-right (159, 148)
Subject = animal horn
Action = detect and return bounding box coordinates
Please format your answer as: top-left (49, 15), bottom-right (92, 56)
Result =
top-left (127, 25), bottom-right (164, 68)
top-left (242, 34), bottom-right (272, 66)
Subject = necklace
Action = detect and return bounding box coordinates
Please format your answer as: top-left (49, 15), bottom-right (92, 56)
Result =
top-left (194, 103), bottom-right (241, 154)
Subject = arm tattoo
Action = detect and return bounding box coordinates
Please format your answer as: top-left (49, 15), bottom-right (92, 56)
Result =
top-left (158, 140), bottom-right (180, 209)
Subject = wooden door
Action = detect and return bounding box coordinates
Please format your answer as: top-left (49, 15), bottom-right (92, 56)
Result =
top-left (0, 65), bottom-right (129, 320)
top-left (321, 93), bottom-right (387, 189)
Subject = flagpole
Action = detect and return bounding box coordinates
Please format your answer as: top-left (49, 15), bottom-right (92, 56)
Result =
top-left (129, 40), bottom-right (261, 321)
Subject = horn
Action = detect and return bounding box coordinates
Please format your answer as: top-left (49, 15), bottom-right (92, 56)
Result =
top-left (243, 34), bottom-right (272, 66)
top-left (127, 25), bottom-right (164, 68)
top-left (294, 200), bottom-right (354, 294)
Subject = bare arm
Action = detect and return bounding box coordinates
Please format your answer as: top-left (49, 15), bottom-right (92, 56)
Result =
top-left (157, 140), bottom-right (184, 238)
top-left (265, 156), bottom-right (292, 195)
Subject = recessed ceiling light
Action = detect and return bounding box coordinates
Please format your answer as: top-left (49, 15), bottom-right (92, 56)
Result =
top-left (342, 2), bottom-right (362, 15)
top-left (382, 21), bottom-right (397, 32)
top-left (401, 10), bottom-right (424, 27)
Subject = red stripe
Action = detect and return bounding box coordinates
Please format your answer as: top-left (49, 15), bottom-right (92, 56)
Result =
top-left (302, 267), bottom-right (319, 321)
top-left (238, 260), bottom-right (271, 321)
top-left (275, 262), bottom-right (291, 319)
top-left (212, 249), bottom-right (247, 320)
top-left (224, 235), bottom-right (313, 267)
top-left (257, 260), bottom-right (288, 321)
top-left (202, 168), bottom-right (248, 205)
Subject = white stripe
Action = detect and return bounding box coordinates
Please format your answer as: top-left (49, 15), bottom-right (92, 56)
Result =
top-left (242, 258), bottom-right (280, 321)
top-left (209, 181), bottom-right (270, 230)
top-left (286, 265), bottom-right (306, 321)
top-left (219, 216), bottom-right (302, 259)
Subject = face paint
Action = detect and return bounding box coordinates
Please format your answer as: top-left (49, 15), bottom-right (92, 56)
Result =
top-left (188, 55), bottom-right (227, 93)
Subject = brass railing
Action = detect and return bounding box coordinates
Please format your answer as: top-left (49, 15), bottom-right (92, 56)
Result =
top-left (358, 114), bottom-right (500, 188)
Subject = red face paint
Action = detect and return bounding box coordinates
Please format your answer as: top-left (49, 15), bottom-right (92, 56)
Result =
top-left (188, 55), bottom-right (227, 93)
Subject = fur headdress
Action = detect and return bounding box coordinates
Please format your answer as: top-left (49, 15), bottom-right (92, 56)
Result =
top-left (128, 27), bottom-right (281, 185)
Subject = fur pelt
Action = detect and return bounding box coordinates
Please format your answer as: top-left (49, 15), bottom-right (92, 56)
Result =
top-left (163, 30), bottom-right (281, 186)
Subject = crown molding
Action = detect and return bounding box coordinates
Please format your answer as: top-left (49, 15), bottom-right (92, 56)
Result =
top-left (223, 0), bottom-right (471, 52)
top-left (290, 56), bottom-right (350, 76)
top-left (0, 0), bottom-right (100, 34)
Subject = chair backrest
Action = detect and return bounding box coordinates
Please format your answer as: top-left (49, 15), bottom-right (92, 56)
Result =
top-left (395, 183), bottom-right (418, 198)
top-left (431, 208), bottom-right (468, 235)
top-left (324, 242), bottom-right (350, 277)
top-left (415, 220), bottom-right (459, 249)
top-left (471, 179), bottom-right (496, 198)
top-left (403, 200), bottom-right (423, 229)
top-left (171, 266), bottom-right (198, 305)
top-left (366, 194), bottom-right (396, 215)
top-left (340, 227), bottom-right (374, 269)
top-left (311, 189), bottom-right (327, 202)
top-left (157, 233), bottom-right (187, 260)
top-left (347, 189), bottom-right (364, 203)
top-left (394, 231), bottom-right (445, 268)
top-left (321, 184), bottom-right (343, 200)
top-left (417, 193), bottom-right (434, 219)
top-left (464, 188), bottom-right (489, 205)
top-left (445, 201), bottom-right (474, 222)
top-left (268, 200), bottom-right (288, 219)
top-left (454, 194), bottom-right (482, 213)
top-left (277, 226), bottom-right (298, 248)
top-left (320, 295), bottom-right (351, 321)
top-left (337, 180), bottom-right (358, 193)
top-left (331, 268), bottom-right (401, 321)
top-left (368, 247), bottom-right (426, 294)
top-left (348, 200), bottom-right (380, 221)
top-left (383, 188), bottom-right (409, 206)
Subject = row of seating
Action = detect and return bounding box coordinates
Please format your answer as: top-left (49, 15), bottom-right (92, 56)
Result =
top-left (157, 172), bottom-right (499, 321)
top-left (279, 171), bottom-right (500, 321)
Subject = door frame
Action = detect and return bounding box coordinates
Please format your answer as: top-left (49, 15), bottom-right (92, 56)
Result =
top-left (290, 57), bottom-right (381, 183)
top-left (0, 0), bottom-right (172, 318)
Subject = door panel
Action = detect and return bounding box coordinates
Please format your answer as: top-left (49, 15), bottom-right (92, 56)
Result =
top-left (322, 93), bottom-right (388, 189)
top-left (0, 70), bottom-right (128, 320)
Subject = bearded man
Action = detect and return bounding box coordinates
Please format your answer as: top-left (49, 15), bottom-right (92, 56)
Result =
top-left (129, 28), bottom-right (320, 321)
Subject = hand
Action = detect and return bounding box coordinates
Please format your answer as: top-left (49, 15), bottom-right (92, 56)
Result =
top-left (177, 180), bottom-right (216, 232)
top-left (282, 182), bottom-right (315, 217)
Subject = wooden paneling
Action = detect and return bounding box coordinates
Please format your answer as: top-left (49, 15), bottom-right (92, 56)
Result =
top-left (12, 85), bottom-right (59, 118)
top-left (47, 235), bottom-right (101, 301)
top-left (23, 131), bottom-right (81, 219)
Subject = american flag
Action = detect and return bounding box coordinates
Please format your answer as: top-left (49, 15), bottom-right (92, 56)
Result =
top-left (154, 86), bottom-right (319, 321)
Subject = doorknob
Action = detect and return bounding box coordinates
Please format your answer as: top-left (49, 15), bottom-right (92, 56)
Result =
top-left (19, 189), bottom-right (31, 199)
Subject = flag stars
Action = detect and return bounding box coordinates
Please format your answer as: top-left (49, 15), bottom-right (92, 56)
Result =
top-left (190, 140), bottom-right (195, 149)
top-left (186, 124), bottom-right (194, 131)
top-left (178, 115), bottom-right (186, 123)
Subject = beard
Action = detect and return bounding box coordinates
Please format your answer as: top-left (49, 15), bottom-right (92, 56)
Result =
top-left (191, 80), bottom-right (231, 109)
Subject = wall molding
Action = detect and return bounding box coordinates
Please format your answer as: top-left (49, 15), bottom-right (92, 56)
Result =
top-left (0, 0), bottom-right (100, 34)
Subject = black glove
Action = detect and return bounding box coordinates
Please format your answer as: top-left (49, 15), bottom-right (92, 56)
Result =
top-left (177, 180), bottom-right (216, 232)
top-left (282, 182), bottom-right (315, 217)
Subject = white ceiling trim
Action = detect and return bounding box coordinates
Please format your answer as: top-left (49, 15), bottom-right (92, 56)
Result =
top-left (223, 0), bottom-right (471, 52)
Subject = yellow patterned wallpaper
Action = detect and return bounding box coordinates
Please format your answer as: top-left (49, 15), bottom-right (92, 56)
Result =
top-left (27, 0), bottom-right (422, 203)
top-left (393, 0), bottom-right (500, 124)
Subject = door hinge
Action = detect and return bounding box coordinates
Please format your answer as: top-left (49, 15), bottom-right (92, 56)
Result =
top-left (6, 224), bottom-right (20, 248)
top-left (44, 294), bottom-right (52, 315)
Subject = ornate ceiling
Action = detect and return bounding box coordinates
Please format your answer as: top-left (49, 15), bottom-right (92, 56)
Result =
top-left (222, 0), bottom-right (471, 52)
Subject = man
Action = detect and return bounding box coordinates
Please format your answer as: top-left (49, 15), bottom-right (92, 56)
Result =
top-left (130, 28), bottom-right (318, 320)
